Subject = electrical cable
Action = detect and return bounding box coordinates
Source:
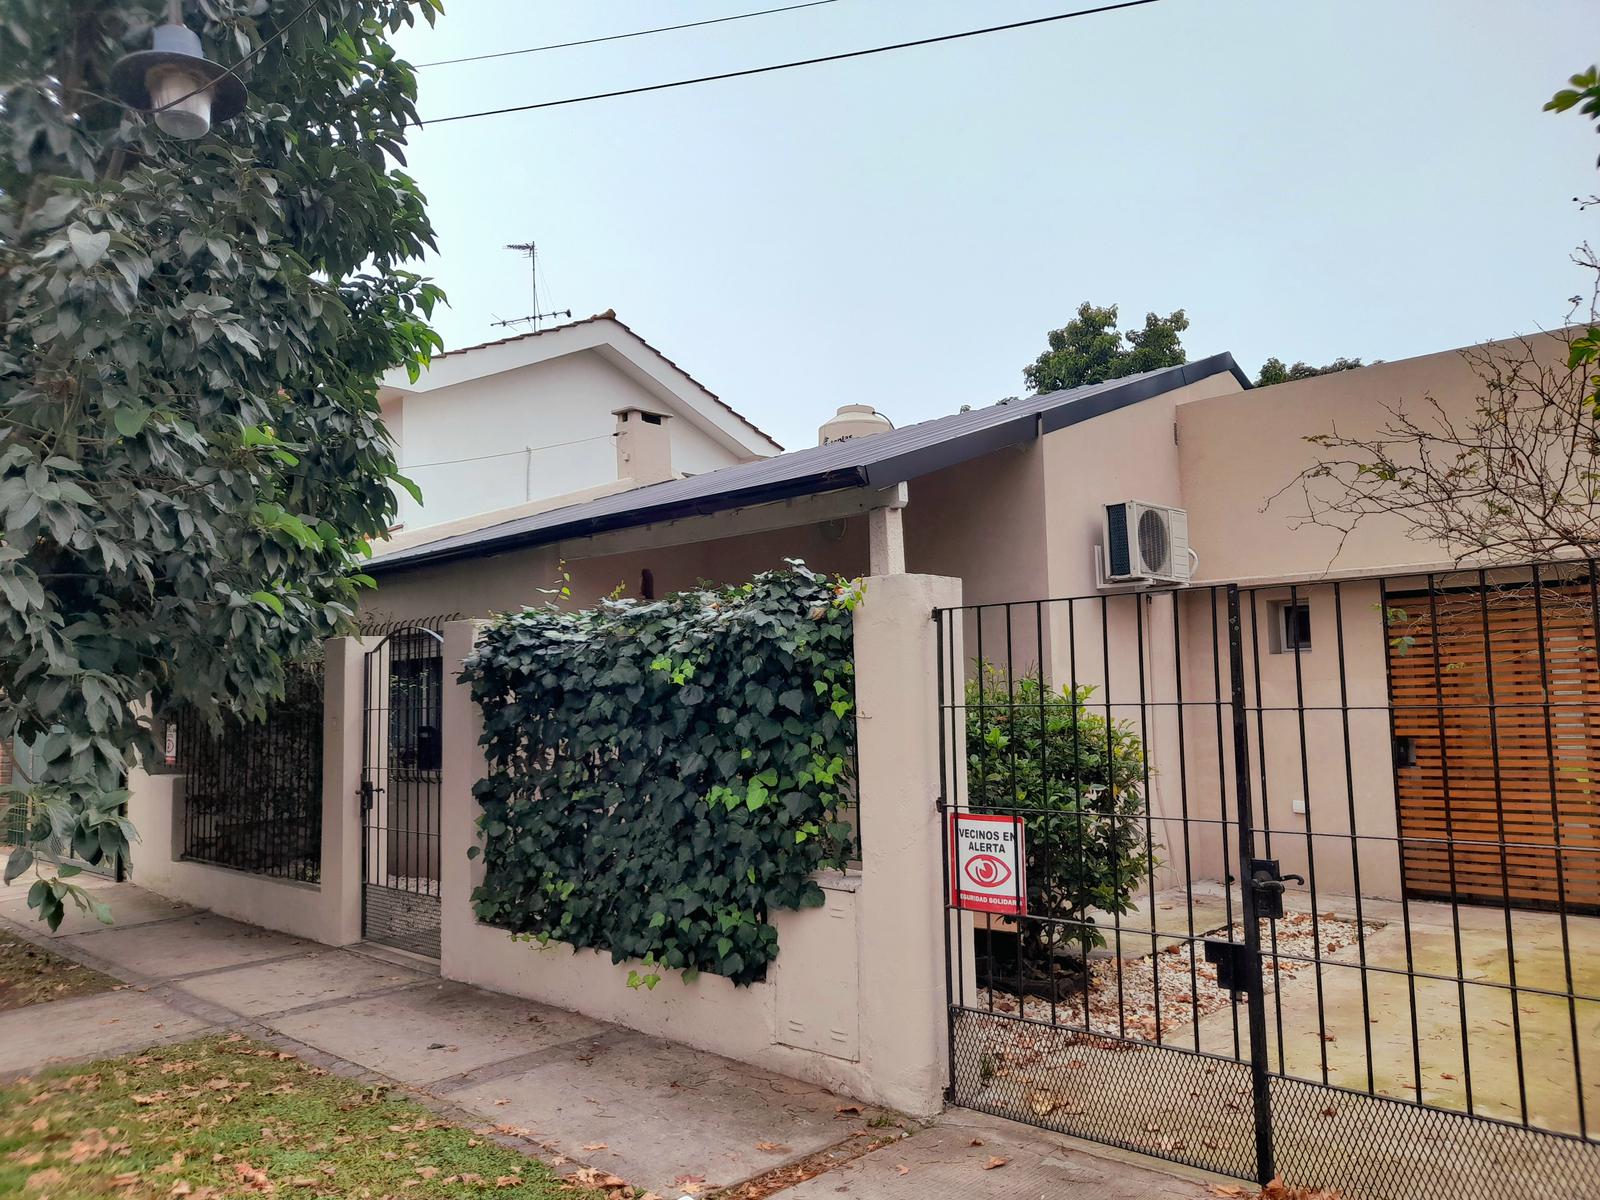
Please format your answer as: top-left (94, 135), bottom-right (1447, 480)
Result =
top-left (401, 433), bottom-right (613, 471)
top-left (415, 0), bottom-right (843, 69)
top-left (421, 0), bottom-right (1166, 126)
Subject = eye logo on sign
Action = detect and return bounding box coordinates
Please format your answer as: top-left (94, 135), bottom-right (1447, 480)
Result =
top-left (964, 853), bottom-right (1012, 889)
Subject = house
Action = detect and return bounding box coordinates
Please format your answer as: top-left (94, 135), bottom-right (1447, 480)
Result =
top-left (377, 311), bottom-right (783, 532)
top-left (363, 330), bottom-right (1591, 911)
top-left (116, 330), bottom-right (1595, 1181)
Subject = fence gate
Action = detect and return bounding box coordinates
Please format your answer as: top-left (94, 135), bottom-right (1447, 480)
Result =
top-left (936, 565), bottom-right (1600, 1200)
top-left (361, 628), bottom-right (443, 958)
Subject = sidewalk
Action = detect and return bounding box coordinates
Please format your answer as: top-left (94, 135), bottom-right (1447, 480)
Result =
top-left (0, 878), bottom-right (1213, 1199)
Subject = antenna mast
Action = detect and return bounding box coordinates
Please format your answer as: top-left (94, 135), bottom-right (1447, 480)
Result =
top-left (492, 241), bottom-right (572, 331)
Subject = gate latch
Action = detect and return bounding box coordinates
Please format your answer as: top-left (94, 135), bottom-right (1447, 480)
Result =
top-left (1249, 857), bottom-right (1305, 921)
top-left (359, 781), bottom-right (378, 812)
top-left (1203, 938), bottom-right (1254, 995)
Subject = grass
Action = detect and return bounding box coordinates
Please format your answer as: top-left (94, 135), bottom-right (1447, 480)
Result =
top-left (0, 1035), bottom-right (595, 1199)
top-left (0, 928), bottom-right (118, 1012)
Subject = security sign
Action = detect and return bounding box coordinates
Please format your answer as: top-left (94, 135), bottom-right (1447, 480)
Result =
top-left (949, 812), bottom-right (1027, 915)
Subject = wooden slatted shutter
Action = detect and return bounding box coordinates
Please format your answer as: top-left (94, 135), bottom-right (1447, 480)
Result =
top-left (1387, 584), bottom-right (1600, 911)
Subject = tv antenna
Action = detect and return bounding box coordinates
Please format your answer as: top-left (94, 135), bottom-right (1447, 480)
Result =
top-left (492, 241), bottom-right (572, 331)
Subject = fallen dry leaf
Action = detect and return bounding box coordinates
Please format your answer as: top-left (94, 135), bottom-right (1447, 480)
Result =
top-left (896, 1164), bottom-right (911, 1175)
top-left (755, 1142), bottom-right (790, 1154)
top-left (25, 1169), bottom-right (67, 1194)
top-left (983, 1156), bottom-right (1009, 1170)
top-left (834, 1103), bottom-right (863, 1115)
top-left (582, 1142), bottom-right (609, 1152)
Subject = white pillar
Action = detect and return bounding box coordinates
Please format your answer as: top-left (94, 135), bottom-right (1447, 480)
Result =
top-left (866, 483), bottom-right (909, 576)
top-left (438, 620), bottom-right (486, 977)
top-left (320, 636), bottom-right (368, 946)
top-left (853, 572), bottom-right (962, 1117)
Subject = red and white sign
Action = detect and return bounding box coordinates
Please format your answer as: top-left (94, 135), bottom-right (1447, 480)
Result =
top-left (949, 812), bottom-right (1027, 915)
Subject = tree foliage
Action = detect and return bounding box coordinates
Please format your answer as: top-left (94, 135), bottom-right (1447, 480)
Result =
top-left (462, 565), bottom-right (860, 989)
top-left (1276, 329), bottom-right (1599, 562)
top-left (0, 0), bottom-right (443, 927)
top-left (966, 668), bottom-right (1153, 959)
top-left (1021, 301), bottom-right (1188, 395)
top-left (1255, 356), bottom-right (1367, 388)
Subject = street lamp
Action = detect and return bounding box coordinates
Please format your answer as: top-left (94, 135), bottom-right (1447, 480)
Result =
top-left (110, 0), bottom-right (246, 140)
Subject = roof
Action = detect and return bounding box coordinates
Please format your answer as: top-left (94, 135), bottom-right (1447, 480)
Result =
top-left (388, 311), bottom-right (782, 452)
top-left (369, 353), bottom-right (1250, 576)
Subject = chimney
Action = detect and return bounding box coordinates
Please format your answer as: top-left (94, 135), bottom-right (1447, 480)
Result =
top-left (818, 403), bottom-right (893, 446)
top-left (614, 407), bottom-right (674, 485)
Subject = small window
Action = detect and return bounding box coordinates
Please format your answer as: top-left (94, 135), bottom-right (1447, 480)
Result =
top-left (1275, 600), bottom-right (1312, 653)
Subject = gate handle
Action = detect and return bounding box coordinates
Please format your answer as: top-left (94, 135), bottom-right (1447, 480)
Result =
top-left (1255, 872), bottom-right (1306, 895)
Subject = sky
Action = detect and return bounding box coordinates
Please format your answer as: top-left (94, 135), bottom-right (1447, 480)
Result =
top-left (388, 0), bottom-right (1598, 452)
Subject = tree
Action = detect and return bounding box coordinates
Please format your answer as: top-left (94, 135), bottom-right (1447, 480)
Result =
top-left (0, 1), bottom-right (443, 928)
top-left (1274, 326), bottom-right (1599, 562)
top-left (966, 668), bottom-right (1153, 990)
top-left (1546, 66), bottom-right (1600, 419)
top-left (1255, 356), bottom-right (1368, 387)
top-left (1021, 302), bottom-right (1188, 395)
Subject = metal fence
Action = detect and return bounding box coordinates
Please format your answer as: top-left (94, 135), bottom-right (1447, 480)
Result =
top-left (936, 561), bottom-right (1600, 1199)
top-left (173, 661), bottom-right (324, 883)
top-left (361, 627), bottom-right (444, 957)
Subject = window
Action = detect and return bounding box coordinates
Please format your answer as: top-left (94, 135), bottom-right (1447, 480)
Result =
top-left (1275, 600), bottom-right (1313, 653)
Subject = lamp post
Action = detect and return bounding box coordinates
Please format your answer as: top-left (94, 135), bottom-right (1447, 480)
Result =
top-left (110, 0), bottom-right (247, 139)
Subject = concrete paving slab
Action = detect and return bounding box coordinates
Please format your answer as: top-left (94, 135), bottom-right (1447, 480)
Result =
top-left (0, 882), bottom-right (196, 939)
top-left (60, 913), bottom-right (308, 979)
top-left (175, 949), bottom-right (428, 1018)
top-left (441, 1029), bottom-right (866, 1196)
top-left (0, 990), bottom-right (215, 1075)
top-left (784, 1111), bottom-right (1214, 1200)
top-left (267, 981), bottom-right (609, 1085)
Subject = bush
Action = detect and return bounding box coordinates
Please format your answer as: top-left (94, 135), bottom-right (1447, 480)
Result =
top-left (966, 666), bottom-right (1154, 956)
top-left (461, 564), bottom-right (859, 988)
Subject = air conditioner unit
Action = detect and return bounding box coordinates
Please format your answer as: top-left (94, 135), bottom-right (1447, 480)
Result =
top-left (1102, 500), bottom-right (1191, 586)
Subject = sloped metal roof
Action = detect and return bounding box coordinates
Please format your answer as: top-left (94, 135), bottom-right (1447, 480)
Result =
top-left (369, 353), bottom-right (1249, 575)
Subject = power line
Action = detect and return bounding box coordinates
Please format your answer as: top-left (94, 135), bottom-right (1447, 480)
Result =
top-left (401, 433), bottom-right (613, 472)
top-left (422, 0), bottom-right (1166, 126)
top-left (415, 0), bottom-right (843, 69)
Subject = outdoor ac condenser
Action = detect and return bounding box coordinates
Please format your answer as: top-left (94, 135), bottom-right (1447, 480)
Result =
top-left (1102, 500), bottom-right (1192, 585)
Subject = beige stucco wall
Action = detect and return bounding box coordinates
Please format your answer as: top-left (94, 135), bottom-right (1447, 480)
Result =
top-left (361, 518), bottom-right (870, 626)
top-left (432, 576), bottom-right (962, 1115)
top-left (1176, 334), bottom-right (1571, 583)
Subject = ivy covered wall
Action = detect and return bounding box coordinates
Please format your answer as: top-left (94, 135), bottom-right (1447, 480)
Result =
top-left (460, 564), bottom-right (859, 987)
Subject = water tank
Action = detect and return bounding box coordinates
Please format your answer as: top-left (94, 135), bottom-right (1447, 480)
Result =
top-left (818, 404), bottom-right (893, 446)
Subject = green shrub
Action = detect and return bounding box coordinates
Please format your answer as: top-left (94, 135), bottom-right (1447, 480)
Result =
top-left (966, 665), bottom-right (1154, 956)
top-left (462, 563), bottom-right (859, 988)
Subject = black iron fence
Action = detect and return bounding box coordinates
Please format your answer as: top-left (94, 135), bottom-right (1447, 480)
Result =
top-left (937, 561), bottom-right (1600, 1200)
top-left (173, 661), bottom-right (324, 883)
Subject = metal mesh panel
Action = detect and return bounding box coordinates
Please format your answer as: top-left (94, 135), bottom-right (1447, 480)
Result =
top-left (1270, 1076), bottom-right (1600, 1200)
top-left (361, 885), bottom-right (441, 959)
top-left (951, 1010), bottom-right (1259, 1180)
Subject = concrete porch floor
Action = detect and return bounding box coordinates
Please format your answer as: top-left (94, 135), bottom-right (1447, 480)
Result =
top-left (0, 877), bottom-right (1214, 1199)
top-left (1137, 880), bottom-right (1600, 1136)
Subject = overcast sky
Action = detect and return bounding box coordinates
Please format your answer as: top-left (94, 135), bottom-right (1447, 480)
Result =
top-left (388, 0), bottom-right (1596, 451)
